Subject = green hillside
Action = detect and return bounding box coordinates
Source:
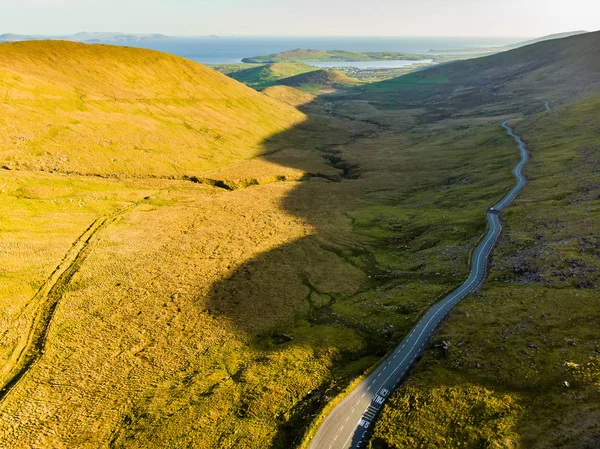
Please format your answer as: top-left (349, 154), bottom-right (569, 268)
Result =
top-left (434, 29), bottom-right (599, 89)
top-left (366, 30), bottom-right (600, 107)
top-left (278, 69), bottom-right (361, 93)
top-left (360, 31), bottom-right (600, 449)
top-left (229, 62), bottom-right (319, 90)
top-left (370, 93), bottom-right (600, 449)
top-left (208, 62), bottom-right (262, 75)
top-left (243, 49), bottom-right (432, 64)
top-left (0, 40), bottom-right (305, 177)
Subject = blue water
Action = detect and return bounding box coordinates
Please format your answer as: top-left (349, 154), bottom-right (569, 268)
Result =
top-left (307, 59), bottom-right (434, 69)
top-left (105, 36), bottom-right (525, 64)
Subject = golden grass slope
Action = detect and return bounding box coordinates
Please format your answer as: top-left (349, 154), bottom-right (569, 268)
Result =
top-left (0, 40), bottom-right (305, 177)
top-left (262, 85), bottom-right (317, 107)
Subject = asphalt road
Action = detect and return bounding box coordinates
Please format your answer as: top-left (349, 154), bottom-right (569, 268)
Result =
top-left (308, 118), bottom-right (530, 449)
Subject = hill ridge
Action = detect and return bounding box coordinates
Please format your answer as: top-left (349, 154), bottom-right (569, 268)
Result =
top-left (0, 40), bottom-right (306, 177)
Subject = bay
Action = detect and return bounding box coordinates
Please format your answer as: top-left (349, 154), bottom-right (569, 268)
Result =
top-left (109, 36), bottom-right (524, 64)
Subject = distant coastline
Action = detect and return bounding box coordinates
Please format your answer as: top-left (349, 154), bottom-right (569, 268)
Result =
top-left (1, 32), bottom-right (583, 65)
top-left (0, 34), bottom-right (524, 64)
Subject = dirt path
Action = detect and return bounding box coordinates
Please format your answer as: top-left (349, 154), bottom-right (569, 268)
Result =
top-left (0, 203), bottom-right (137, 403)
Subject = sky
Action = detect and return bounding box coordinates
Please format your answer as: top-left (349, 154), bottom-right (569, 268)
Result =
top-left (1, 0), bottom-right (599, 37)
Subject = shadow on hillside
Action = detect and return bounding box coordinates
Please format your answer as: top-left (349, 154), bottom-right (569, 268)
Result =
top-left (194, 32), bottom-right (600, 447)
top-left (205, 93), bottom-right (377, 327)
top-left (201, 91), bottom-right (396, 447)
top-left (202, 68), bottom-right (526, 339)
top-left (116, 48), bottom-right (575, 446)
top-left (197, 70), bottom-right (551, 448)
top-left (199, 74), bottom-right (528, 448)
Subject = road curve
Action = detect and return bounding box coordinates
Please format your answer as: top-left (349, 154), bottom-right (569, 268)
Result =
top-left (308, 119), bottom-right (529, 449)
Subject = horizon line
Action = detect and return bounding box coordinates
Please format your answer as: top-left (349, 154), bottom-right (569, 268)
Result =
top-left (3, 31), bottom-right (566, 39)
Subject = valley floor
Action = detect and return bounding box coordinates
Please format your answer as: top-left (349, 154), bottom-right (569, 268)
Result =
top-left (1, 90), bottom-right (523, 448)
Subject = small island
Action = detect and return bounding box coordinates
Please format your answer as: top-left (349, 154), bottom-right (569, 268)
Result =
top-left (242, 48), bottom-right (434, 64)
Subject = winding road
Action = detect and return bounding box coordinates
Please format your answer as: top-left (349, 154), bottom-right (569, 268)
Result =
top-left (308, 118), bottom-right (530, 449)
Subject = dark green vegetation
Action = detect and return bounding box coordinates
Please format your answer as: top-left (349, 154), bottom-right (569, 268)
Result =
top-left (278, 69), bottom-right (361, 93)
top-left (370, 94), bottom-right (600, 449)
top-left (363, 32), bottom-right (600, 449)
top-left (210, 62), bottom-right (361, 93)
top-left (242, 49), bottom-right (433, 64)
top-left (0, 30), bottom-right (598, 449)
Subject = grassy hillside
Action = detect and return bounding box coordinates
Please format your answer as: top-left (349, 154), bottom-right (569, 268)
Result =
top-left (279, 69), bottom-right (361, 93)
top-left (365, 30), bottom-right (600, 112)
top-left (357, 32), bottom-right (600, 449)
top-left (229, 62), bottom-right (319, 90)
top-left (0, 107), bottom-right (522, 449)
top-left (369, 95), bottom-right (600, 449)
top-left (209, 62), bottom-right (262, 74)
top-left (262, 85), bottom-right (316, 107)
top-left (0, 40), bottom-right (305, 177)
top-left (439, 30), bottom-right (600, 90)
top-left (209, 62), bottom-right (262, 75)
top-left (242, 49), bottom-right (432, 64)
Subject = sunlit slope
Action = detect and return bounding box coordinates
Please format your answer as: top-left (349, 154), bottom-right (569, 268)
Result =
top-left (230, 62), bottom-right (319, 90)
top-left (0, 41), bottom-right (305, 177)
top-left (227, 63), bottom-right (360, 94)
top-left (262, 85), bottom-right (316, 107)
top-left (279, 69), bottom-right (360, 93)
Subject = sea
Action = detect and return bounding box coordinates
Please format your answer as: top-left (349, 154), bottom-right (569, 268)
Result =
top-left (307, 60), bottom-right (434, 69)
top-left (112, 36), bottom-right (525, 66)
